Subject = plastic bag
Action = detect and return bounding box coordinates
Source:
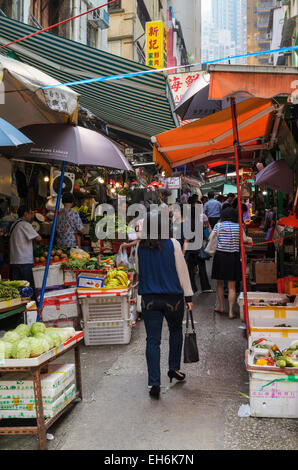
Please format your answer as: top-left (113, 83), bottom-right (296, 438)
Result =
top-left (128, 246), bottom-right (136, 269)
top-left (116, 246), bottom-right (129, 268)
top-left (70, 248), bottom-right (90, 261)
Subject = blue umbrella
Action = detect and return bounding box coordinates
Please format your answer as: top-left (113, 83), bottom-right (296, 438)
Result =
top-left (0, 118), bottom-right (33, 149)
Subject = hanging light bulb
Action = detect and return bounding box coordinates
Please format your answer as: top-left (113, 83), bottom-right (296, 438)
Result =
top-left (43, 176), bottom-right (50, 183)
top-left (111, 188), bottom-right (116, 194)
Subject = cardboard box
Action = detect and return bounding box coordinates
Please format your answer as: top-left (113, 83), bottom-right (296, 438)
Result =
top-left (255, 261), bottom-right (277, 284)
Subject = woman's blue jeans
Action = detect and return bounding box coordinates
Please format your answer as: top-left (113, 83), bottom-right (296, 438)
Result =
top-left (142, 294), bottom-right (185, 386)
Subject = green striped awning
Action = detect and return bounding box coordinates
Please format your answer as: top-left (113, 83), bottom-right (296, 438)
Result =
top-left (0, 16), bottom-right (178, 138)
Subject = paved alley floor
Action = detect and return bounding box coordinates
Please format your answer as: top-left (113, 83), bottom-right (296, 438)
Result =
top-left (0, 283), bottom-right (297, 450)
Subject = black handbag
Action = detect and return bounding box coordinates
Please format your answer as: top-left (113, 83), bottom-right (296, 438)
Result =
top-left (183, 308), bottom-right (199, 363)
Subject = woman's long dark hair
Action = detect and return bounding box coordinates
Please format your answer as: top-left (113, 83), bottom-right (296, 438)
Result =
top-left (139, 212), bottom-right (168, 251)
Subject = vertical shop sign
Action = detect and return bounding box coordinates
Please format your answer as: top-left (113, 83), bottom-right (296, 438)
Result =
top-left (146, 21), bottom-right (167, 68)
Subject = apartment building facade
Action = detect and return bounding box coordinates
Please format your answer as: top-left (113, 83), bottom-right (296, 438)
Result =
top-left (0, 0), bottom-right (109, 50)
top-left (107, 0), bottom-right (189, 67)
top-left (279, 0), bottom-right (298, 66)
top-left (247, 0), bottom-right (280, 65)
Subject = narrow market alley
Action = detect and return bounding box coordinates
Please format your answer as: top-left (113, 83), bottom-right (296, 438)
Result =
top-left (0, 273), bottom-right (297, 451)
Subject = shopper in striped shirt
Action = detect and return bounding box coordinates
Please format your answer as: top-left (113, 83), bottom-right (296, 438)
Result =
top-left (210, 207), bottom-right (251, 319)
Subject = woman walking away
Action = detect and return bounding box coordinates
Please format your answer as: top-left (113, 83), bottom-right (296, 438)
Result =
top-left (210, 207), bottom-right (251, 319)
top-left (136, 212), bottom-right (193, 399)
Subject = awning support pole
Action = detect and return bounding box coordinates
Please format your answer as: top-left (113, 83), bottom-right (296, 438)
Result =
top-left (37, 160), bottom-right (66, 321)
top-left (230, 98), bottom-right (250, 337)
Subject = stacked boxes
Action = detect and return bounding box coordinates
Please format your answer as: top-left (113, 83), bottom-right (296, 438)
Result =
top-left (0, 363), bottom-right (76, 418)
top-left (246, 304), bottom-right (298, 418)
top-left (78, 288), bottom-right (133, 345)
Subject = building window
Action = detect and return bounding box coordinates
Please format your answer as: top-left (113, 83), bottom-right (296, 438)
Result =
top-left (30, 0), bottom-right (62, 29)
top-left (108, 0), bottom-right (121, 10)
top-left (87, 23), bottom-right (98, 48)
top-left (0, 0), bottom-right (12, 17)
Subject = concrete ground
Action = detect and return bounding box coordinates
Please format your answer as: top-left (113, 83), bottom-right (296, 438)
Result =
top-left (0, 269), bottom-right (297, 451)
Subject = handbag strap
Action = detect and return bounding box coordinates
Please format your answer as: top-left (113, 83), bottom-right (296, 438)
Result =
top-left (186, 308), bottom-right (195, 332)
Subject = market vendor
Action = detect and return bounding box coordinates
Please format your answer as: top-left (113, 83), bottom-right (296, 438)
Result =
top-left (9, 206), bottom-right (42, 289)
top-left (56, 193), bottom-right (84, 249)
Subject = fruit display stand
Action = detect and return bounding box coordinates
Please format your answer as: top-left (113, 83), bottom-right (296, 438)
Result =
top-left (0, 331), bottom-right (84, 450)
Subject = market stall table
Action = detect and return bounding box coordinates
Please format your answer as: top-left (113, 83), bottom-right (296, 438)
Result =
top-left (0, 331), bottom-right (83, 450)
top-left (0, 301), bottom-right (29, 322)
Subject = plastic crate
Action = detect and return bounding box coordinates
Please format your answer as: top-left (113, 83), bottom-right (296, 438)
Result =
top-left (83, 319), bottom-right (132, 345)
top-left (33, 262), bottom-right (64, 289)
top-left (79, 292), bottom-right (131, 323)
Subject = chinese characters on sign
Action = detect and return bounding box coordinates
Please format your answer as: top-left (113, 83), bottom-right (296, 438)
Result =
top-left (146, 21), bottom-right (167, 69)
top-left (168, 72), bottom-right (200, 125)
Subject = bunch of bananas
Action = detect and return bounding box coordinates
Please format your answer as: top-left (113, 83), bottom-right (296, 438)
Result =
top-left (104, 269), bottom-right (128, 288)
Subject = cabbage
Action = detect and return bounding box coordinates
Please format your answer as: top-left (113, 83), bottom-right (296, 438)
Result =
top-left (11, 339), bottom-right (31, 359)
top-left (0, 341), bottom-right (13, 359)
top-left (27, 337), bottom-right (45, 357)
top-left (47, 327), bottom-right (74, 341)
top-left (15, 324), bottom-right (30, 339)
top-left (56, 330), bottom-right (69, 344)
top-left (3, 331), bottom-right (20, 344)
top-left (0, 341), bottom-right (4, 359)
top-left (44, 330), bottom-right (62, 347)
top-left (36, 333), bottom-right (54, 349)
top-left (30, 322), bottom-right (46, 336)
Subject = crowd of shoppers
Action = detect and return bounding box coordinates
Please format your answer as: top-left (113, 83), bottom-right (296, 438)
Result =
top-left (129, 191), bottom-right (253, 398)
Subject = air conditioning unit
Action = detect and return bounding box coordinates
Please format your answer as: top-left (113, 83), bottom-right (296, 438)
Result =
top-left (88, 8), bottom-right (110, 29)
top-left (50, 170), bottom-right (75, 197)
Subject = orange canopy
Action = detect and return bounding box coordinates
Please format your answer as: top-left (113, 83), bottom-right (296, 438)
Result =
top-left (208, 65), bottom-right (298, 100)
top-left (152, 97), bottom-right (275, 175)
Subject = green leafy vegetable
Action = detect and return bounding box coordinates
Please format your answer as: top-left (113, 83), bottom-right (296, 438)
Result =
top-left (12, 339), bottom-right (31, 359)
top-left (3, 331), bottom-right (21, 343)
top-left (30, 322), bottom-right (46, 336)
top-left (15, 324), bottom-right (30, 339)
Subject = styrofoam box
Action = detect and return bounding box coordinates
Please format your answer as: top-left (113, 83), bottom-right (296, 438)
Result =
top-left (247, 332), bottom-right (298, 418)
top-left (249, 370), bottom-right (298, 418)
top-left (39, 288), bottom-right (78, 322)
top-left (83, 319), bottom-right (132, 346)
top-left (79, 292), bottom-right (131, 323)
top-left (33, 262), bottom-right (64, 289)
top-left (247, 334), bottom-right (298, 368)
top-left (64, 269), bottom-right (76, 286)
top-left (0, 383), bottom-right (76, 419)
top-left (238, 292), bottom-right (289, 321)
top-left (0, 363), bottom-right (75, 400)
top-left (249, 305), bottom-right (298, 329)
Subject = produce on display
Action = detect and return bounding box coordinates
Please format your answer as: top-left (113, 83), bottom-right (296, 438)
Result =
top-left (11, 339), bottom-right (31, 359)
top-left (103, 269), bottom-right (129, 288)
top-left (0, 284), bottom-right (20, 302)
top-left (251, 338), bottom-right (298, 367)
top-left (0, 281), bottom-right (33, 302)
top-left (72, 205), bottom-right (91, 224)
top-left (0, 323), bottom-right (76, 359)
top-left (70, 248), bottom-right (90, 260)
top-left (34, 245), bottom-right (68, 264)
top-left (15, 324), bottom-right (31, 339)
